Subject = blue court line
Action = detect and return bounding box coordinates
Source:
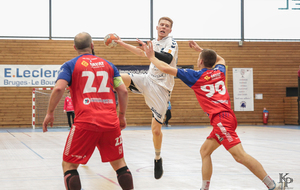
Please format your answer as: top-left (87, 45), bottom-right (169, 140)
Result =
top-left (20, 141), bottom-right (44, 159)
top-left (6, 130), bottom-right (44, 159)
top-left (0, 125), bottom-right (299, 134)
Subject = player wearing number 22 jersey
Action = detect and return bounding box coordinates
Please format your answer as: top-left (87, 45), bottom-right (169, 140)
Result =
top-left (43, 32), bottom-right (133, 190)
top-left (58, 54), bottom-right (120, 131)
top-left (177, 64), bottom-right (240, 150)
top-left (57, 54), bottom-right (124, 164)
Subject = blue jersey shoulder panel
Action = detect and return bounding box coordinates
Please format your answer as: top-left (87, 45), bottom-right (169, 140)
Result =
top-left (177, 68), bottom-right (205, 87)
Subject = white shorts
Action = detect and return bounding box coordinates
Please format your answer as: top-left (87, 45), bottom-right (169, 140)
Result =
top-left (129, 73), bottom-right (171, 124)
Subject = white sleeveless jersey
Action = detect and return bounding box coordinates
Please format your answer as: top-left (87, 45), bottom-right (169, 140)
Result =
top-left (148, 36), bottom-right (178, 91)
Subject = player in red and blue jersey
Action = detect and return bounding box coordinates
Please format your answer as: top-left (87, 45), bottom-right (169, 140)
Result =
top-left (43, 32), bottom-right (134, 190)
top-left (138, 39), bottom-right (285, 190)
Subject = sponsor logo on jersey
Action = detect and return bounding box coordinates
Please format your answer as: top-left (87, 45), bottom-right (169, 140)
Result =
top-left (151, 107), bottom-right (162, 119)
top-left (211, 72), bottom-right (221, 80)
top-left (212, 100), bottom-right (229, 104)
top-left (81, 61), bottom-right (89, 67)
top-left (215, 133), bottom-right (223, 142)
top-left (204, 75), bottom-right (211, 81)
top-left (90, 62), bottom-right (104, 68)
top-left (83, 97), bottom-right (113, 105)
top-left (83, 98), bottom-right (90, 105)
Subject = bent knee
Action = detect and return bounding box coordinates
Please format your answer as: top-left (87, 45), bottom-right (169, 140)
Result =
top-left (120, 73), bottom-right (131, 87)
top-left (152, 127), bottom-right (162, 136)
top-left (231, 153), bottom-right (248, 164)
top-left (200, 146), bottom-right (212, 158)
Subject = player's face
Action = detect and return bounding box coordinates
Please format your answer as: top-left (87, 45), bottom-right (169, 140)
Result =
top-left (156, 19), bottom-right (172, 40)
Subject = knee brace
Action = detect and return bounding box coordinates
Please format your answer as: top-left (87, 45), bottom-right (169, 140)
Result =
top-left (64, 170), bottom-right (81, 190)
top-left (116, 166), bottom-right (134, 190)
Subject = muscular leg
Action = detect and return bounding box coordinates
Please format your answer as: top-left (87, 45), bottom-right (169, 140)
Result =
top-left (110, 158), bottom-right (133, 190)
top-left (62, 161), bottom-right (81, 190)
top-left (151, 118), bottom-right (163, 157)
top-left (228, 143), bottom-right (267, 180)
top-left (200, 138), bottom-right (220, 181)
top-left (228, 144), bottom-right (281, 189)
top-left (120, 73), bottom-right (131, 88)
top-left (151, 118), bottom-right (164, 179)
top-left (199, 138), bottom-right (220, 190)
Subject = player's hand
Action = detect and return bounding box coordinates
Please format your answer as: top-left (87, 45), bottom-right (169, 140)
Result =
top-left (136, 46), bottom-right (144, 51)
top-left (119, 115), bottom-right (127, 130)
top-left (114, 37), bottom-right (123, 44)
top-left (43, 113), bottom-right (54, 132)
top-left (189, 41), bottom-right (203, 52)
top-left (137, 39), bottom-right (155, 58)
top-left (136, 39), bottom-right (147, 48)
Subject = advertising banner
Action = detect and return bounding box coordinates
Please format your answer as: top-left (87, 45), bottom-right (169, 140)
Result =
top-left (232, 68), bottom-right (254, 111)
top-left (0, 65), bottom-right (60, 87)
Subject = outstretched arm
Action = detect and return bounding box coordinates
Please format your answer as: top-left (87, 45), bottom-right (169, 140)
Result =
top-left (115, 37), bottom-right (173, 64)
top-left (138, 39), bottom-right (177, 76)
top-left (115, 37), bottom-right (145, 57)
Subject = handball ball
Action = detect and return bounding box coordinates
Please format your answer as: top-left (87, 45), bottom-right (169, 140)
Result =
top-left (104, 33), bottom-right (119, 48)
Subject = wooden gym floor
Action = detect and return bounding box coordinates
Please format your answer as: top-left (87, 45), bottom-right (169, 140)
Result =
top-left (0, 125), bottom-right (299, 190)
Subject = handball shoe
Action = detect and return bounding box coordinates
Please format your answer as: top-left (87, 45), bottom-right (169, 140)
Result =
top-left (154, 158), bottom-right (163, 179)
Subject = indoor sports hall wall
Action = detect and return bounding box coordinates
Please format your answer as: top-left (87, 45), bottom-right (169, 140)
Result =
top-left (0, 40), bottom-right (299, 128)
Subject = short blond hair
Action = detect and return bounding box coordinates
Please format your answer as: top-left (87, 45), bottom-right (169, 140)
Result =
top-left (158, 17), bottom-right (173, 28)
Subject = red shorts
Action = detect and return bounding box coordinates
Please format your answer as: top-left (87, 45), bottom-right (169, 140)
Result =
top-left (207, 112), bottom-right (241, 150)
top-left (63, 123), bottom-right (124, 164)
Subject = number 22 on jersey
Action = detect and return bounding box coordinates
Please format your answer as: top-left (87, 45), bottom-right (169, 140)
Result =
top-left (82, 71), bottom-right (110, 93)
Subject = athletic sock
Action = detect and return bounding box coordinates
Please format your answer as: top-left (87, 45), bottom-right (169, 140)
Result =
top-left (263, 175), bottom-right (275, 189)
top-left (201, 180), bottom-right (210, 190)
top-left (116, 166), bottom-right (134, 190)
top-left (64, 169), bottom-right (81, 190)
top-left (155, 149), bottom-right (161, 160)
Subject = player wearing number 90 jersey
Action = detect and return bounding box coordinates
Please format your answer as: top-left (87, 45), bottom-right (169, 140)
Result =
top-left (140, 40), bottom-right (284, 190)
top-left (57, 54), bottom-right (121, 131)
top-left (177, 64), bottom-right (233, 119)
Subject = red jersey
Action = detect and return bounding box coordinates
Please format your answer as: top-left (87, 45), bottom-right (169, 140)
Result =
top-left (177, 65), bottom-right (233, 119)
top-left (64, 96), bottom-right (74, 112)
top-left (56, 54), bottom-right (120, 131)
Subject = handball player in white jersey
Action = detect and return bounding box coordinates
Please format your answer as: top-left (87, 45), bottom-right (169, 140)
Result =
top-left (115, 17), bottom-right (178, 179)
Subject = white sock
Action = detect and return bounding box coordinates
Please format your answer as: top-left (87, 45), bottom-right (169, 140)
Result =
top-left (201, 180), bottom-right (210, 190)
top-left (263, 175), bottom-right (275, 189)
top-left (155, 149), bottom-right (161, 160)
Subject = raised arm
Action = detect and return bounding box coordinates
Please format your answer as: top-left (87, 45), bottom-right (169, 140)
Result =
top-left (138, 39), bottom-right (177, 76)
top-left (214, 53), bottom-right (226, 66)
